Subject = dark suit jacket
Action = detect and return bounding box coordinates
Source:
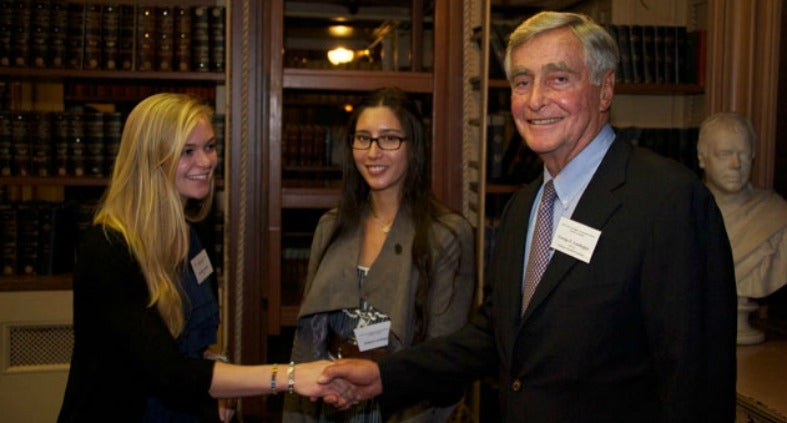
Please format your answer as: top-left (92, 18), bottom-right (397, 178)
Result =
top-left (378, 137), bottom-right (737, 422)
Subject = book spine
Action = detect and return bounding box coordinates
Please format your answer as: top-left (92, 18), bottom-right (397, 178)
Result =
top-left (673, 26), bottom-right (687, 84)
top-left (68, 112), bottom-right (85, 176)
top-left (29, 0), bottom-right (50, 68)
top-left (190, 6), bottom-right (210, 72)
top-left (208, 6), bottom-right (225, 72)
top-left (486, 112), bottom-right (506, 181)
top-left (641, 25), bottom-right (655, 84)
top-left (136, 5), bottom-right (156, 71)
top-left (156, 6), bottom-right (174, 71)
top-left (0, 1), bottom-right (12, 66)
top-left (313, 125), bottom-right (326, 168)
top-left (104, 112), bottom-right (122, 176)
top-left (116, 5), bottom-right (133, 70)
top-left (628, 24), bottom-right (643, 84)
top-left (652, 26), bottom-right (665, 84)
top-left (65, 1), bottom-right (84, 69)
top-left (84, 112), bottom-right (104, 177)
top-left (10, 111), bottom-right (29, 176)
top-left (213, 114), bottom-right (224, 175)
top-left (297, 124), bottom-right (309, 166)
top-left (36, 201), bottom-right (53, 274)
top-left (29, 111), bottom-right (52, 177)
top-left (11, 0), bottom-right (32, 67)
top-left (662, 26), bottom-right (676, 84)
top-left (616, 24), bottom-right (633, 84)
top-left (100, 4), bottom-right (120, 70)
top-left (16, 202), bottom-right (38, 275)
top-left (82, 3), bottom-right (100, 70)
top-left (49, 0), bottom-right (66, 67)
top-left (0, 203), bottom-right (18, 275)
top-left (0, 110), bottom-right (10, 176)
top-left (284, 124), bottom-right (299, 167)
top-left (173, 6), bottom-right (191, 71)
top-left (52, 111), bottom-right (68, 176)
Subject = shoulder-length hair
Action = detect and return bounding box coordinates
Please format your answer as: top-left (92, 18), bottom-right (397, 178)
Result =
top-left (94, 93), bottom-right (215, 337)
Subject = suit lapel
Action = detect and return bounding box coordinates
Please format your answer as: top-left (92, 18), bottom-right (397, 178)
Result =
top-left (520, 139), bottom-right (629, 323)
top-left (494, 179), bottom-right (540, 357)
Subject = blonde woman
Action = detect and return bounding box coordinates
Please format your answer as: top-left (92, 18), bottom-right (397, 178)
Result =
top-left (58, 93), bottom-right (351, 422)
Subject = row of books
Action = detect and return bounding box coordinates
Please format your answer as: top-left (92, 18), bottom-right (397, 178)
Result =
top-left (0, 2), bottom-right (226, 72)
top-left (0, 200), bottom-right (84, 276)
top-left (615, 126), bottom-right (701, 175)
top-left (605, 24), bottom-right (706, 86)
top-left (283, 123), bottom-right (345, 169)
top-left (0, 199), bottom-right (225, 277)
top-left (486, 22), bottom-right (705, 85)
top-left (0, 109), bottom-right (225, 178)
top-left (66, 82), bottom-right (217, 102)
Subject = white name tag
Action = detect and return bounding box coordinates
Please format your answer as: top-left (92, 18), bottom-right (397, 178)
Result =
top-left (190, 249), bottom-right (214, 285)
top-left (354, 321), bottom-right (391, 352)
top-left (551, 217), bottom-right (601, 264)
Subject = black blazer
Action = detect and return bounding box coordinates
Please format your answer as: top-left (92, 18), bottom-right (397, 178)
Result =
top-left (379, 138), bottom-right (737, 422)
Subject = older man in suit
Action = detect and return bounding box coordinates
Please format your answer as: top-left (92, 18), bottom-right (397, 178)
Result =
top-left (320, 11), bottom-right (737, 423)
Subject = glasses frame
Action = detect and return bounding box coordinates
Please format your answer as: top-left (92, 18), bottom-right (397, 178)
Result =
top-left (350, 134), bottom-right (407, 151)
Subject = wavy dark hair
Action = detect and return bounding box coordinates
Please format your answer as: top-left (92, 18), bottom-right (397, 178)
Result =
top-left (318, 86), bottom-right (458, 344)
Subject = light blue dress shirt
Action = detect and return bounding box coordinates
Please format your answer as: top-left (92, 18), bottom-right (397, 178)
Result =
top-left (522, 124), bottom-right (616, 286)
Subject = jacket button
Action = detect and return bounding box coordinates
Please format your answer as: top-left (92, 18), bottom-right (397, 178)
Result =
top-left (511, 379), bottom-right (522, 391)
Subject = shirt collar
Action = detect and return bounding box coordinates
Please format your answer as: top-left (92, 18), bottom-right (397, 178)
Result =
top-left (544, 124), bottom-right (615, 208)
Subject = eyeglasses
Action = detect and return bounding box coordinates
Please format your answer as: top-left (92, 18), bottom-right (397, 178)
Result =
top-left (351, 134), bottom-right (407, 151)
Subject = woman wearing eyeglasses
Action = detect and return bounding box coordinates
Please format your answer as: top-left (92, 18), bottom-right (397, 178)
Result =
top-left (283, 87), bottom-right (476, 423)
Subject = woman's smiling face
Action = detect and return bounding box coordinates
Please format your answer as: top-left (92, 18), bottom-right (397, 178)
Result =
top-left (352, 106), bottom-right (410, 196)
top-left (175, 117), bottom-right (217, 201)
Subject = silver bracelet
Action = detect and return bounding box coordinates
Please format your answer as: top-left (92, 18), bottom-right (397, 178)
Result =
top-left (287, 361), bottom-right (295, 394)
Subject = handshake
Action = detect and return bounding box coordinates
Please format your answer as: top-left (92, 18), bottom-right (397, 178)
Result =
top-left (289, 358), bottom-right (382, 409)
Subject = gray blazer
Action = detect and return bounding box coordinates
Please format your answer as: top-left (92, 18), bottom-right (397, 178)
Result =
top-left (283, 207), bottom-right (476, 422)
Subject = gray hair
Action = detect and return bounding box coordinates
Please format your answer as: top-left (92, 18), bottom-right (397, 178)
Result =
top-left (503, 11), bottom-right (619, 86)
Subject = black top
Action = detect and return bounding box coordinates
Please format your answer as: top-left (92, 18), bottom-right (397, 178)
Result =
top-left (58, 225), bottom-right (216, 423)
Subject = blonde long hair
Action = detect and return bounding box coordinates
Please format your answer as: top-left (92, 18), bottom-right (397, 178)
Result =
top-left (94, 93), bottom-right (215, 337)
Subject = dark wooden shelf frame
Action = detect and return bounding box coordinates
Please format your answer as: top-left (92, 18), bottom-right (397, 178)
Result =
top-left (0, 274), bottom-right (72, 292)
top-left (0, 67), bottom-right (225, 82)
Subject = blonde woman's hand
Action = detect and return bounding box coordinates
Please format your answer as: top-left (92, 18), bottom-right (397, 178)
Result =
top-left (291, 360), bottom-right (359, 409)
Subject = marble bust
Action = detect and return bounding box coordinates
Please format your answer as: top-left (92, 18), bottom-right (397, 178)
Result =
top-left (697, 112), bottom-right (787, 343)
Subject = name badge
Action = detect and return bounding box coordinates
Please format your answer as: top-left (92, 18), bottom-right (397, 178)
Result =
top-left (354, 321), bottom-right (391, 352)
top-left (551, 217), bottom-right (601, 263)
top-left (190, 249), bottom-right (214, 285)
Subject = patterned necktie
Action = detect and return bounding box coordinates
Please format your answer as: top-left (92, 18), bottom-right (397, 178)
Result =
top-left (522, 180), bottom-right (557, 314)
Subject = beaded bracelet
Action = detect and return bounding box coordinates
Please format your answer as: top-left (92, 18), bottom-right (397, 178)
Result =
top-left (270, 363), bottom-right (278, 394)
top-left (287, 361), bottom-right (295, 394)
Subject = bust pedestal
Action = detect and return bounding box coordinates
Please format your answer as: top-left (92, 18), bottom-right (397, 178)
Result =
top-left (738, 296), bottom-right (766, 345)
